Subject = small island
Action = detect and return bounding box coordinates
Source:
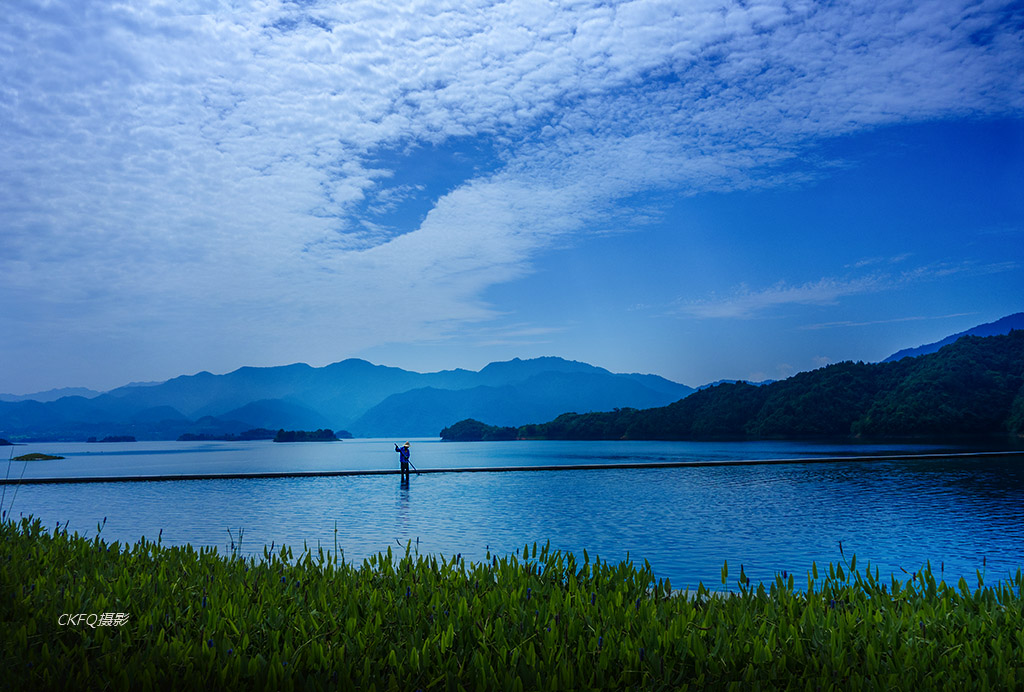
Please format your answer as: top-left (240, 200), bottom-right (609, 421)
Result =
top-left (13, 452), bottom-right (64, 461)
top-left (86, 436), bottom-right (137, 443)
top-left (273, 428), bottom-right (350, 442)
top-left (440, 418), bottom-right (518, 441)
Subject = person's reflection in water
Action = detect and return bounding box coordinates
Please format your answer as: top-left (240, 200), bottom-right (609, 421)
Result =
top-left (396, 474), bottom-right (411, 534)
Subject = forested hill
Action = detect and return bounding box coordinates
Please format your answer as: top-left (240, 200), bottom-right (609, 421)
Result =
top-left (511, 331), bottom-right (1024, 441)
top-left (883, 312), bottom-right (1024, 362)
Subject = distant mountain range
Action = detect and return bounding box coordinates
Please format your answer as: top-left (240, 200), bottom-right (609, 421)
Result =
top-left (0, 387), bottom-right (103, 403)
top-left (883, 313), bottom-right (1024, 362)
top-left (3, 312), bottom-right (1021, 442)
top-left (503, 331), bottom-right (1024, 441)
top-left (0, 357), bottom-right (693, 441)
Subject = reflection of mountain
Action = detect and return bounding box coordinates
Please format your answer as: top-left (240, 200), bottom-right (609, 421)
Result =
top-left (0, 357), bottom-right (693, 441)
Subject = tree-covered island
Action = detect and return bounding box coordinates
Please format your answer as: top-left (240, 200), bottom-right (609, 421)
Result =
top-left (439, 418), bottom-right (518, 441)
top-left (273, 428), bottom-right (351, 442)
top-left (12, 452), bottom-right (64, 461)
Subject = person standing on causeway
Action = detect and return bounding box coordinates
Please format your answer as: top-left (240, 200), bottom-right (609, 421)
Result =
top-left (395, 441), bottom-right (411, 480)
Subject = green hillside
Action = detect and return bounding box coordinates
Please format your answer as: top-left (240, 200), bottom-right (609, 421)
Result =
top-left (508, 331), bottom-right (1024, 441)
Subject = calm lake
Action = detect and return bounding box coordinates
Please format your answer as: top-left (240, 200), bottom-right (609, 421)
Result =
top-left (3, 438), bottom-right (1024, 590)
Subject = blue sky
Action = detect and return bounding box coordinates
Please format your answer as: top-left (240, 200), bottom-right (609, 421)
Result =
top-left (1, 0), bottom-right (1022, 394)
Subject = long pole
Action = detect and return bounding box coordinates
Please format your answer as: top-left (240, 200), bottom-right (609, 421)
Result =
top-left (0, 447), bottom-right (12, 520)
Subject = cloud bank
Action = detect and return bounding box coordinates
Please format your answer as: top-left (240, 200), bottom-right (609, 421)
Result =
top-left (1, 0), bottom-right (1021, 386)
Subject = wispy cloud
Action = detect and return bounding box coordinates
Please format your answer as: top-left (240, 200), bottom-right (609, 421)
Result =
top-left (800, 312), bottom-right (979, 331)
top-left (677, 262), bottom-right (1015, 319)
top-left (849, 254), bottom-right (913, 269)
top-left (470, 323), bottom-right (570, 348)
top-left (678, 275), bottom-right (889, 319)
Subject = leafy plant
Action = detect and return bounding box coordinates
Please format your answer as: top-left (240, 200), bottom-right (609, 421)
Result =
top-left (2, 516), bottom-right (1022, 690)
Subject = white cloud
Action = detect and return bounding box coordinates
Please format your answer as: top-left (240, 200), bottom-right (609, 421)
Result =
top-left (849, 254), bottom-right (912, 269)
top-left (678, 275), bottom-right (889, 319)
top-left (0, 0), bottom-right (1021, 385)
top-left (470, 322), bottom-right (569, 348)
top-left (801, 312), bottom-right (979, 331)
top-left (776, 363), bottom-right (795, 378)
top-left (678, 262), bottom-right (1016, 320)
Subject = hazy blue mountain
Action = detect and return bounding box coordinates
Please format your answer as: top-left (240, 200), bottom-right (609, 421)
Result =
top-left (473, 357), bottom-right (608, 385)
top-left (619, 372), bottom-right (700, 398)
top-left (351, 371), bottom-right (695, 437)
top-left (0, 357), bottom-right (693, 441)
top-left (883, 312), bottom-right (1024, 362)
top-left (0, 395), bottom-right (138, 430)
top-left (103, 364), bottom-right (324, 417)
top-left (181, 415), bottom-right (266, 439)
top-left (0, 397), bottom-right (194, 442)
top-left (127, 406), bottom-right (189, 424)
top-left (0, 400), bottom-right (54, 431)
top-left (0, 387), bottom-right (103, 403)
top-left (697, 379), bottom-right (775, 390)
top-left (217, 399), bottom-right (332, 431)
top-left (102, 359), bottom-right (469, 422)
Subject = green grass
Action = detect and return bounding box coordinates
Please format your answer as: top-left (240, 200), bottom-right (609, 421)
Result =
top-left (1, 515), bottom-right (1022, 690)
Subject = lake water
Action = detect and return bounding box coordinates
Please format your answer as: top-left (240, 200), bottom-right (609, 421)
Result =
top-left (3, 439), bottom-right (1023, 591)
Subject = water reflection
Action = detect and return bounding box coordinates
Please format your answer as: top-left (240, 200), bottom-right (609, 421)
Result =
top-left (7, 438), bottom-right (983, 480)
top-left (5, 442), bottom-right (1023, 590)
